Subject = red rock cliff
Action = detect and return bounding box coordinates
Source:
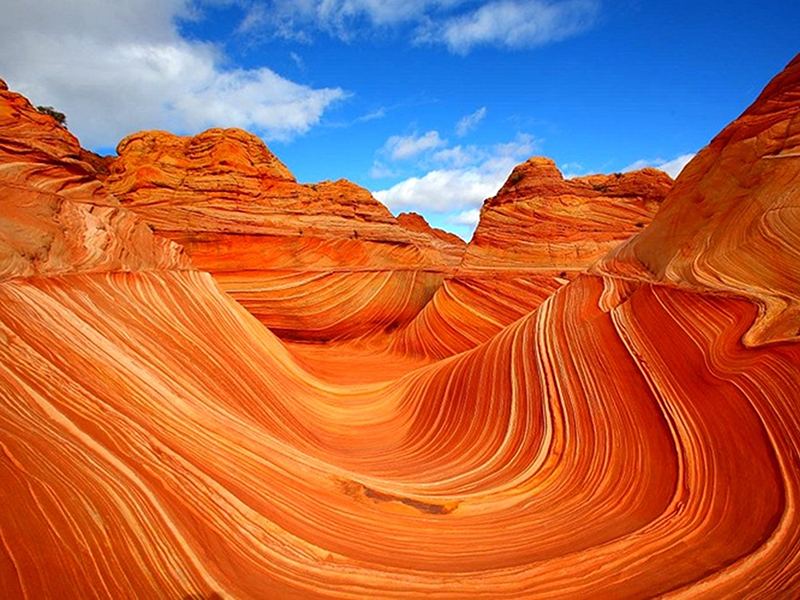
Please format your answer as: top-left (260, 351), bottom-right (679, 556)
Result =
top-left (102, 129), bottom-right (450, 341)
top-left (391, 159), bottom-right (672, 358)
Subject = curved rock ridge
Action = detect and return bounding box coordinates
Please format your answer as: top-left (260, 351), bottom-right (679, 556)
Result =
top-left (594, 53), bottom-right (800, 347)
top-left (396, 211), bottom-right (466, 272)
top-left (390, 160), bottom-right (672, 358)
top-left (2, 271), bottom-right (799, 598)
top-left (103, 130), bottom-right (450, 341)
top-left (3, 54), bottom-right (800, 599)
top-left (0, 81), bottom-right (188, 279)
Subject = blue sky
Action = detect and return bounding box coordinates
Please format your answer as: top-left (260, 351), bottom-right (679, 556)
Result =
top-left (1, 1), bottom-right (798, 239)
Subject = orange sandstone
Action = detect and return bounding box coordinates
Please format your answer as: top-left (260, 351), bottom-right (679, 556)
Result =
top-left (1, 53), bottom-right (800, 600)
top-left (594, 52), bottom-right (800, 347)
top-left (102, 129), bottom-right (450, 341)
top-left (391, 159), bottom-right (672, 358)
top-left (396, 211), bottom-right (466, 272)
top-left (0, 79), bottom-right (187, 280)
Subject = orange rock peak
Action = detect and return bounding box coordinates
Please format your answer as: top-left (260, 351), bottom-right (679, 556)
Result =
top-left (594, 51), bottom-right (800, 346)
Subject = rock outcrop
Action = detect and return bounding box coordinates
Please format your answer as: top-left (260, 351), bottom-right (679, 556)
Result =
top-left (464, 158), bottom-right (671, 272)
top-left (101, 129), bottom-right (450, 341)
top-left (391, 160), bottom-right (672, 358)
top-left (2, 53), bottom-right (800, 599)
top-left (594, 52), bottom-right (800, 347)
top-left (396, 211), bottom-right (466, 271)
top-left (0, 80), bottom-right (187, 279)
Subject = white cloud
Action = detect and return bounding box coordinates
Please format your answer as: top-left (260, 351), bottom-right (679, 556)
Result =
top-left (657, 154), bottom-right (696, 179)
top-left (456, 106), bottom-right (487, 136)
top-left (369, 160), bottom-right (400, 178)
top-left (433, 145), bottom-right (485, 167)
top-left (240, 0), bottom-right (598, 54)
top-left (424, 0), bottom-right (600, 54)
top-left (384, 130), bottom-right (447, 160)
top-left (623, 153), bottom-right (696, 179)
top-left (290, 51), bottom-right (305, 70)
top-left (375, 169), bottom-right (501, 212)
top-left (356, 107), bottom-right (387, 122)
top-left (373, 132), bottom-right (536, 225)
top-left (241, 0), bottom-right (459, 40)
top-left (559, 161), bottom-right (585, 179)
top-left (0, 0), bottom-right (346, 148)
top-left (448, 208), bottom-right (481, 226)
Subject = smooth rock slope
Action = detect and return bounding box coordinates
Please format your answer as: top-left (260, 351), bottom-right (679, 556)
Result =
top-left (1, 52), bottom-right (800, 599)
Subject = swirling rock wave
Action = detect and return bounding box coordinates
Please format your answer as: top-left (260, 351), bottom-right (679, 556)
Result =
top-left (1, 52), bottom-right (800, 599)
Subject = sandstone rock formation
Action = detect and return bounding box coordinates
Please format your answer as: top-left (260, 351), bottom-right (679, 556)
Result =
top-left (396, 211), bottom-right (466, 271)
top-left (594, 52), bottom-right (800, 347)
top-left (0, 80), bottom-right (187, 279)
top-left (102, 129), bottom-right (450, 341)
top-left (2, 52), bottom-right (800, 599)
top-left (390, 160), bottom-right (672, 358)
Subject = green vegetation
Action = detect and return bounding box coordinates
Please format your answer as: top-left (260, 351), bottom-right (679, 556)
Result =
top-left (35, 105), bottom-right (67, 128)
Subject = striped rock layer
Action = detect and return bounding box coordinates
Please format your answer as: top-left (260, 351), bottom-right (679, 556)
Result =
top-left (0, 84), bottom-right (188, 279)
top-left (1, 51), bottom-right (800, 600)
top-left (102, 130), bottom-right (461, 341)
top-left (390, 160), bottom-right (673, 358)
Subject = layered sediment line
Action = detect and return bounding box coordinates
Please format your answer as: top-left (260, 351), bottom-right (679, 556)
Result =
top-left (102, 129), bottom-right (451, 341)
top-left (2, 52), bottom-right (800, 599)
top-left (0, 81), bottom-right (188, 279)
top-left (390, 161), bottom-right (672, 358)
top-left (594, 53), bottom-right (800, 346)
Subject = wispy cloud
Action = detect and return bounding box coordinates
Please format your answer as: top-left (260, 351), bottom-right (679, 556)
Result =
top-left (356, 107), bottom-right (387, 122)
top-left (430, 0), bottom-right (600, 54)
top-left (383, 130), bottom-right (447, 160)
top-left (370, 160), bottom-right (401, 178)
top-left (456, 107), bottom-right (487, 136)
top-left (290, 51), bottom-right (305, 70)
top-left (0, 0), bottom-right (347, 148)
top-left (623, 153), bottom-right (696, 179)
top-left (240, 0), bottom-right (599, 54)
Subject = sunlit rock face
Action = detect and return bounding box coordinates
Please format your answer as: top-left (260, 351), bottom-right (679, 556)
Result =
top-left (2, 52), bottom-right (800, 600)
top-left (391, 160), bottom-right (672, 358)
top-left (396, 211), bottom-right (466, 272)
top-left (594, 52), bottom-right (800, 347)
top-left (0, 81), bottom-right (188, 279)
top-left (102, 129), bottom-right (450, 341)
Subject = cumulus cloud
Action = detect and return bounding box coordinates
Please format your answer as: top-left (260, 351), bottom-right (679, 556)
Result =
top-left (240, 0), bottom-right (598, 54)
top-left (0, 0), bottom-right (346, 148)
top-left (623, 153), bottom-right (696, 179)
top-left (456, 107), bottom-right (487, 136)
top-left (384, 130), bottom-right (447, 160)
top-left (373, 131), bottom-right (536, 228)
top-left (374, 168), bottom-right (502, 212)
top-left (448, 208), bottom-right (482, 226)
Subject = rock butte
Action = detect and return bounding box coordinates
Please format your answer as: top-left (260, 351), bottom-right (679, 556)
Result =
top-left (390, 158), bottom-right (672, 358)
top-left (0, 51), bottom-right (800, 600)
top-left (102, 130), bottom-right (460, 342)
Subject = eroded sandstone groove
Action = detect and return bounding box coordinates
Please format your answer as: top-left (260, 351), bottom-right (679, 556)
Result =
top-left (1, 53), bottom-right (800, 599)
